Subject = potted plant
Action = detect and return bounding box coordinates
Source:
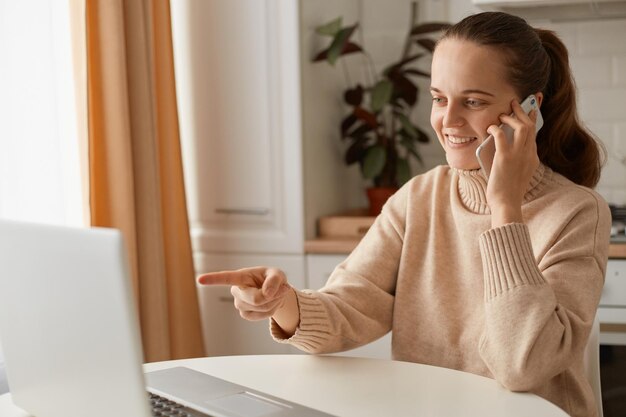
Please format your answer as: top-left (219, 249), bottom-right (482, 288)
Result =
top-left (313, 3), bottom-right (450, 215)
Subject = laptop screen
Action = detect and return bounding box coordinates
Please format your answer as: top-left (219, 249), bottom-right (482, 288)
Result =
top-left (0, 220), bottom-right (152, 417)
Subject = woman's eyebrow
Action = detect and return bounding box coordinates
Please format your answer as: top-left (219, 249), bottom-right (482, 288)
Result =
top-left (429, 86), bottom-right (495, 97)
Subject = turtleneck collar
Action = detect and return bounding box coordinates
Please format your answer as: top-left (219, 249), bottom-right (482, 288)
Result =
top-left (453, 164), bottom-right (548, 214)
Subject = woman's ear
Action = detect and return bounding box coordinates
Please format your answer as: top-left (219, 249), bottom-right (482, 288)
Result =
top-left (535, 92), bottom-right (544, 108)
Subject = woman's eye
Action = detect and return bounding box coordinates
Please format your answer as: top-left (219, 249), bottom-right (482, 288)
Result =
top-left (466, 99), bottom-right (483, 107)
top-left (432, 97), bottom-right (446, 105)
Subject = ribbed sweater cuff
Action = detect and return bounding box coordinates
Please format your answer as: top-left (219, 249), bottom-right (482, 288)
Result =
top-left (269, 290), bottom-right (332, 352)
top-left (479, 223), bottom-right (547, 301)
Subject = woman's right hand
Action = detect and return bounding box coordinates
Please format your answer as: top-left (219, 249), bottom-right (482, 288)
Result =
top-left (197, 267), bottom-right (299, 335)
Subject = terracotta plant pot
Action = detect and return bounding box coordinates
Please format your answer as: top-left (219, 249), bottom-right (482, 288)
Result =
top-left (366, 187), bottom-right (399, 216)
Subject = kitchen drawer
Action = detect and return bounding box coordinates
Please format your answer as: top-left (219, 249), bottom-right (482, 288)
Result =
top-left (600, 260), bottom-right (626, 307)
top-left (598, 259), bottom-right (626, 324)
top-left (305, 254), bottom-right (347, 289)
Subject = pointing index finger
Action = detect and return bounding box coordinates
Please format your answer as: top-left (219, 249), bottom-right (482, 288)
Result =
top-left (197, 270), bottom-right (256, 287)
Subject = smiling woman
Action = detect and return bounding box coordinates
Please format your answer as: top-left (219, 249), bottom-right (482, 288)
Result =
top-left (197, 11), bottom-right (611, 417)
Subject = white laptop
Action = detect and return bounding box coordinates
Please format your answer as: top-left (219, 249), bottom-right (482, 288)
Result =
top-left (0, 220), bottom-right (331, 417)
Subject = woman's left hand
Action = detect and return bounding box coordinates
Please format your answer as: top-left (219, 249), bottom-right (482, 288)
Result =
top-left (486, 99), bottom-right (540, 227)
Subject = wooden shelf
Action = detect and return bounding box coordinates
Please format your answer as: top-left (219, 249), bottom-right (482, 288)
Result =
top-left (609, 243), bottom-right (626, 259)
top-left (309, 209), bottom-right (626, 258)
top-left (305, 238), bottom-right (359, 254)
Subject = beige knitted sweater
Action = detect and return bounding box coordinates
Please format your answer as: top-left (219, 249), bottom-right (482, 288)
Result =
top-left (271, 164), bottom-right (611, 417)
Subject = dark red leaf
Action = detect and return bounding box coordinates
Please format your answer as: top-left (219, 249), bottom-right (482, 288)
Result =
top-left (410, 23), bottom-right (452, 36)
top-left (404, 68), bottom-right (431, 78)
top-left (388, 72), bottom-right (417, 106)
top-left (344, 84), bottom-right (364, 106)
top-left (341, 114), bottom-right (358, 136)
top-left (383, 54), bottom-right (424, 76)
top-left (346, 123), bottom-right (373, 140)
top-left (342, 42), bottom-right (363, 55)
top-left (313, 42), bottom-right (363, 62)
top-left (354, 107), bottom-right (379, 129)
top-left (345, 137), bottom-right (369, 165)
top-left (415, 38), bottom-right (436, 52)
top-left (416, 128), bottom-right (430, 143)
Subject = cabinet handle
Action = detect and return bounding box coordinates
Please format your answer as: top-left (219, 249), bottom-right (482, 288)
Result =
top-left (215, 208), bottom-right (270, 215)
top-left (219, 296), bottom-right (235, 303)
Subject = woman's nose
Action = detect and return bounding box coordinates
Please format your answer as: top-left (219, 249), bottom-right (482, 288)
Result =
top-left (443, 102), bottom-right (465, 127)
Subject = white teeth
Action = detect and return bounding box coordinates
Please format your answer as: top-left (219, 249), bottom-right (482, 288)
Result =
top-left (447, 135), bottom-right (476, 144)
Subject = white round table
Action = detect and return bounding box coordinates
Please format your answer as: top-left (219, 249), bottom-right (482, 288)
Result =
top-left (0, 354), bottom-right (569, 417)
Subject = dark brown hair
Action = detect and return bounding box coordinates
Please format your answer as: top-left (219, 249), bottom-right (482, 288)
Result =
top-left (440, 12), bottom-right (605, 188)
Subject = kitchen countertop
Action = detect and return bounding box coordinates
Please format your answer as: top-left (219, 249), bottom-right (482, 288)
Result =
top-left (305, 238), bottom-right (626, 258)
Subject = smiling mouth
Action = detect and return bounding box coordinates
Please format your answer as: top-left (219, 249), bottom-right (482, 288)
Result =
top-left (446, 135), bottom-right (478, 145)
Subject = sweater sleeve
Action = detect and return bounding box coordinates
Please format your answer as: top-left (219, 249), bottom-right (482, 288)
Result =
top-left (477, 193), bottom-right (611, 391)
top-left (269, 184), bottom-right (408, 353)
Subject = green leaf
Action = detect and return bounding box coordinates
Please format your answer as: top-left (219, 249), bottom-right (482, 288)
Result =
top-left (397, 113), bottom-right (419, 139)
top-left (396, 158), bottom-right (411, 185)
top-left (400, 134), bottom-right (424, 164)
top-left (316, 17), bottom-right (342, 37)
top-left (362, 146), bottom-right (387, 179)
top-left (370, 80), bottom-right (393, 113)
top-left (327, 25), bottom-right (358, 66)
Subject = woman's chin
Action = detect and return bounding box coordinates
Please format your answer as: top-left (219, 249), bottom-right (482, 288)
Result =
top-left (446, 155), bottom-right (481, 171)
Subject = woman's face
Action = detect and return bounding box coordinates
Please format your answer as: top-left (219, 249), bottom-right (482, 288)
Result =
top-left (430, 39), bottom-right (519, 170)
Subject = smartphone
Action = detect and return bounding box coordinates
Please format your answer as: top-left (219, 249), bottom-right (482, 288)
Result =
top-left (475, 94), bottom-right (544, 180)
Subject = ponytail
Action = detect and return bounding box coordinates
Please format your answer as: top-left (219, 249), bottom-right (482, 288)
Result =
top-left (441, 12), bottom-right (606, 188)
top-left (535, 29), bottom-right (606, 188)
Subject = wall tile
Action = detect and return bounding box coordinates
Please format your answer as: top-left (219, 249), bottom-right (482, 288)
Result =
top-left (570, 56), bottom-right (612, 88)
top-left (579, 89), bottom-right (626, 122)
top-left (614, 55), bottom-right (626, 87)
top-left (613, 123), bottom-right (626, 156)
top-left (612, 190), bottom-right (626, 206)
top-left (537, 21), bottom-right (578, 52)
top-left (599, 157), bottom-right (626, 188)
top-left (576, 19), bottom-right (626, 55)
top-left (361, 0), bottom-right (414, 35)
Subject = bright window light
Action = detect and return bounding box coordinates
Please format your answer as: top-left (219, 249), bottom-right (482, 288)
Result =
top-left (0, 0), bottom-right (84, 227)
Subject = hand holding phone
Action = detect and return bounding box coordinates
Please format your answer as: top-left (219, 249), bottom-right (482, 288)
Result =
top-left (475, 94), bottom-right (543, 180)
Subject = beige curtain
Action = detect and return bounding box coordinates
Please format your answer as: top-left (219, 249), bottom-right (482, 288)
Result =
top-left (85, 0), bottom-right (205, 362)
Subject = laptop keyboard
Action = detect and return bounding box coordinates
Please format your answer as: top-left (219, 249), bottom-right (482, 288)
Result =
top-left (149, 392), bottom-right (215, 417)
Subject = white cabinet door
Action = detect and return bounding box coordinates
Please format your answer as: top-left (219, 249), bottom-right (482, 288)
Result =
top-left (306, 254), bottom-right (392, 359)
top-left (599, 260), bottom-right (626, 345)
top-left (305, 254), bottom-right (347, 289)
top-left (171, 0), bottom-right (303, 254)
top-left (195, 253), bottom-right (306, 356)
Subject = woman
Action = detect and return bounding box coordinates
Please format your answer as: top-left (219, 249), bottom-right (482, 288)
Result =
top-left (198, 12), bottom-right (611, 417)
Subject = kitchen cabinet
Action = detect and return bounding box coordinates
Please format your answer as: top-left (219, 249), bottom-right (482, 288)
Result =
top-left (599, 259), bottom-right (626, 345)
top-left (171, 0), bottom-right (304, 256)
top-left (171, 0), bottom-right (305, 356)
